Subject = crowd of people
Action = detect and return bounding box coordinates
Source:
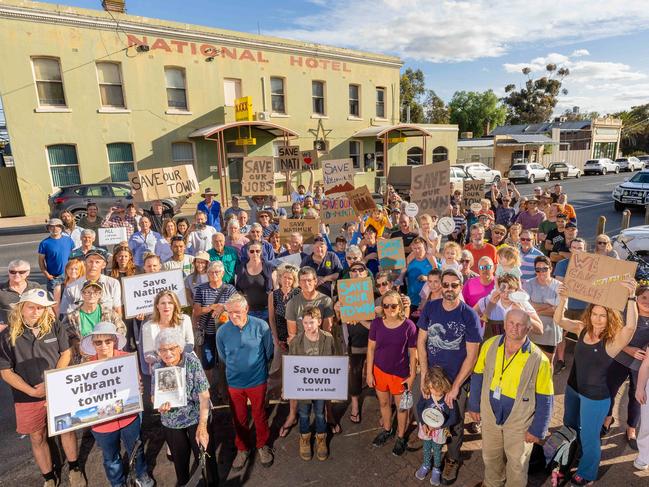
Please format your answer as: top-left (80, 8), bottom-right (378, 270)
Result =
top-left (0, 179), bottom-right (647, 487)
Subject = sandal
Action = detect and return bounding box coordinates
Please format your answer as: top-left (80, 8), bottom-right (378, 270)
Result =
top-left (279, 419), bottom-right (297, 438)
top-left (349, 412), bottom-right (361, 424)
top-left (329, 422), bottom-right (342, 434)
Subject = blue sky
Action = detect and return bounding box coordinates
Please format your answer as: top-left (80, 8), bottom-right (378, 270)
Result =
top-left (24, 0), bottom-right (649, 116)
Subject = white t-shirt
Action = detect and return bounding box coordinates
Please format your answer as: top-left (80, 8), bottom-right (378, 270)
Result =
top-left (141, 314), bottom-right (195, 362)
top-left (162, 255), bottom-right (195, 278)
top-left (187, 226), bottom-right (217, 253)
top-left (61, 274), bottom-right (122, 315)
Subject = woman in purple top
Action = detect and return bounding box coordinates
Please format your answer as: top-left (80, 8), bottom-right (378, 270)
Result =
top-left (366, 290), bottom-right (418, 456)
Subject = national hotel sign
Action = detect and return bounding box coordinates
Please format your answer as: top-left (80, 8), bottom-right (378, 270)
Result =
top-left (126, 34), bottom-right (353, 72)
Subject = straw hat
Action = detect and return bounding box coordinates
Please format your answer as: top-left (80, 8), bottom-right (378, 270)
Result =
top-left (80, 321), bottom-right (127, 356)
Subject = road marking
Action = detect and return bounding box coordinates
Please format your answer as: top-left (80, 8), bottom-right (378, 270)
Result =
top-left (573, 202), bottom-right (611, 210)
top-left (0, 240), bottom-right (41, 247)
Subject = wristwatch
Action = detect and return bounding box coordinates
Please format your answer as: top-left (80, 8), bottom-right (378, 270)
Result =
top-left (628, 296), bottom-right (637, 301)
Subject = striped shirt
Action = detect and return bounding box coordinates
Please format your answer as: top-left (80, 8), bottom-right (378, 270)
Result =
top-left (520, 247), bottom-right (544, 281)
top-left (194, 282), bottom-right (236, 334)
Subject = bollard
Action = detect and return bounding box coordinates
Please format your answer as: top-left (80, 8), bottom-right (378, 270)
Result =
top-left (621, 209), bottom-right (631, 230)
top-left (596, 216), bottom-right (606, 236)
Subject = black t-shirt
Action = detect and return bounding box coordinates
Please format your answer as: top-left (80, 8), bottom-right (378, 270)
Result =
top-left (143, 208), bottom-right (174, 234)
top-left (235, 263), bottom-right (273, 311)
top-left (546, 228), bottom-right (566, 251)
top-left (0, 321), bottom-right (70, 403)
top-left (389, 230), bottom-right (419, 250)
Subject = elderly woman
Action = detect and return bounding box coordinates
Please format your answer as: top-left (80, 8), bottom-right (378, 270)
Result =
top-left (225, 219), bottom-right (249, 255)
top-left (594, 234), bottom-right (619, 259)
top-left (152, 328), bottom-right (218, 486)
top-left (268, 263), bottom-right (301, 351)
top-left (69, 228), bottom-right (105, 261)
top-left (459, 250), bottom-right (478, 282)
top-left (81, 322), bottom-right (153, 487)
top-left (235, 241), bottom-right (274, 321)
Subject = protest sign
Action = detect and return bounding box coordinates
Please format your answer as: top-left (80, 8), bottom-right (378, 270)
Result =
top-left (300, 150), bottom-right (319, 169)
top-left (128, 164), bottom-right (198, 203)
top-left (45, 353), bottom-right (142, 436)
top-left (499, 178), bottom-right (510, 194)
top-left (410, 162), bottom-right (450, 218)
top-left (437, 216), bottom-right (456, 236)
top-left (153, 366), bottom-right (187, 409)
top-left (346, 185), bottom-right (377, 216)
top-left (322, 158), bottom-right (354, 195)
top-left (404, 202), bottom-right (419, 217)
top-left (320, 195), bottom-right (356, 224)
top-left (378, 238), bottom-right (406, 270)
top-left (276, 145), bottom-right (301, 172)
top-left (282, 355), bottom-right (349, 400)
top-left (121, 269), bottom-right (187, 318)
top-left (98, 227), bottom-right (127, 246)
top-left (279, 218), bottom-right (320, 244)
top-left (273, 252), bottom-right (303, 268)
top-left (337, 277), bottom-right (375, 323)
top-left (462, 179), bottom-right (485, 210)
top-left (241, 157), bottom-right (274, 196)
top-left (564, 252), bottom-right (638, 311)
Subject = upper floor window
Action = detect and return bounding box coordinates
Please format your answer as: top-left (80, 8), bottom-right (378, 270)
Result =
top-left (165, 67), bottom-right (188, 110)
top-left (271, 77), bottom-right (286, 114)
top-left (312, 81), bottom-right (325, 116)
top-left (107, 143), bottom-right (134, 182)
top-left (223, 78), bottom-right (241, 107)
top-left (349, 84), bottom-right (360, 117)
top-left (96, 62), bottom-right (125, 108)
top-left (32, 57), bottom-right (66, 107)
top-left (47, 144), bottom-right (80, 186)
top-left (376, 87), bottom-right (386, 118)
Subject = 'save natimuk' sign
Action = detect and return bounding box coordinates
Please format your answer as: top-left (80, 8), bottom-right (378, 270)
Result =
top-left (121, 270), bottom-right (187, 318)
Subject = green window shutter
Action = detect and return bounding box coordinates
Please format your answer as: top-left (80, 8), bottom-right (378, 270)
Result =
top-left (107, 143), bottom-right (133, 163)
top-left (47, 144), bottom-right (78, 166)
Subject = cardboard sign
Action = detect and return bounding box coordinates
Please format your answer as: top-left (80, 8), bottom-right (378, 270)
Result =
top-left (279, 218), bottom-right (320, 244)
top-left (462, 179), bottom-right (485, 210)
top-left (128, 164), bottom-right (198, 203)
top-left (564, 252), bottom-right (638, 311)
top-left (337, 277), bottom-right (376, 323)
top-left (276, 145), bottom-right (301, 172)
top-left (498, 178), bottom-right (510, 195)
top-left (322, 158), bottom-right (354, 195)
top-left (378, 238), bottom-right (406, 270)
top-left (241, 157), bottom-right (274, 196)
top-left (320, 195), bottom-right (356, 224)
top-left (282, 355), bottom-right (349, 400)
top-left (121, 270), bottom-right (188, 318)
top-left (301, 150), bottom-right (319, 169)
top-left (98, 227), bottom-right (128, 246)
top-left (346, 185), bottom-right (377, 216)
top-left (410, 162), bottom-right (450, 218)
top-left (45, 354), bottom-right (142, 436)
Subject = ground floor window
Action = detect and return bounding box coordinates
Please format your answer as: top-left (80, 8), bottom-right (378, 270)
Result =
top-left (349, 140), bottom-right (361, 169)
top-left (407, 147), bottom-right (423, 165)
top-left (432, 146), bottom-right (448, 163)
top-left (107, 143), bottom-right (134, 182)
top-left (593, 142), bottom-right (617, 159)
top-left (47, 144), bottom-right (80, 186)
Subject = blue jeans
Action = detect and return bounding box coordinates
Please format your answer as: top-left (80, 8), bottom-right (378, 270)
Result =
top-left (91, 415), bottom-right (148, 487)
top-left (298, 400), bottom-right (326, 434)
top-left (201, 333), bottom-right (218, 370)
top-left (563, 385), bottom-right (610, 481)
top-left (47, 274), bottom-right (64, 294)
top-left (249, 309), bottom-right (269, 322)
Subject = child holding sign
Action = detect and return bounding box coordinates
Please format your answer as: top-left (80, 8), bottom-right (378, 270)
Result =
top-left (288, 307), bottom-right (336, 462)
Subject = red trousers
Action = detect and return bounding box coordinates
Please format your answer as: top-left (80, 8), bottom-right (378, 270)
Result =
top-left (227, 383), bottom-right (270, 451)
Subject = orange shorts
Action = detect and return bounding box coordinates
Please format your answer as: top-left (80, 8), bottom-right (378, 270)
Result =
top-left (15, 400), bottom-right (47, 435)
top-left (373, 365), bottom-right (406, 395)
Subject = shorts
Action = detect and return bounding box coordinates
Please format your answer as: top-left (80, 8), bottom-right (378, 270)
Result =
top-left (201, 333), bottom-right (218, 370)
top-left (536, 343), bottom-right (556, 354)
top-left (373, 365), bottom-right (406, 395)
top-left (15, 400), bottom-right (47, 435)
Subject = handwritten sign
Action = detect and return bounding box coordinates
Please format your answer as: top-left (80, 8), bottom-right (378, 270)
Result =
top-left (564, 252), bottom-right (637, 311)
top-left (45, 354), bottom-right (142, 436)
top-left (346, 185), bottom-right (377, 216)
top-left (322, 158), bottom-right (354, 195)
top-left (279, 218), bottom-right (321, 244)
top-left (499, 178), bottom-right (510, 195)
top-left (128, 164), bottom-right (198, 203)
top-left (98, 227), bottom-right (127, 246)
top-left (300, 150), bottom-right (319, 169)
top-left (276, 146), bottom-right (301, 172)
top-left (337, 277), bottom-right (375, 323)
top-left (282, 355), bottom-right (349, 400)
top-left (241, 157), bottom-right (274, 196)
top-left (378, 238), bottom-right (406, 270)
top-left (121, 270), bottom-right (188, 318)
top-left (320, 195), bottom-right (356, 224)
top-left (462, 179), bottom-right (485, 210)
top-left (410, 162), bottom-right (450, 218)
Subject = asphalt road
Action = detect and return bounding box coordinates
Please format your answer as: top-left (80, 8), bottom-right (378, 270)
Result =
top-left (0, 170), bottom-right (645, 480)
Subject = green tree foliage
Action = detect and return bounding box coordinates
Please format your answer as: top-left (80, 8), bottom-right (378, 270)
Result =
top-left (424, 90), bottom-right (450, 124)
top-left (448, 90), bottom-right (506, 137)
top-left (400, 68), bottom-right (449, 124)
top-left (503, 64), bottom-right (570, 124)
top-left (560, 109), bottom-right (600, 122)
top-left (613, 103), bottom-right (649, 155)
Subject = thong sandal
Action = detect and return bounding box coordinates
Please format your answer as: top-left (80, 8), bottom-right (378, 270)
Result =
top-left (279, 419), bottom-right (297, 438)
top-left (328, 422), bottom-right (342, 434)
top-left (349, 412), bottom-right (361, 424)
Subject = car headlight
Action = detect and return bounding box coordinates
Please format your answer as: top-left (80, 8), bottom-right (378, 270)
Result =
top-left (613, 188), bottom-right (621, 196)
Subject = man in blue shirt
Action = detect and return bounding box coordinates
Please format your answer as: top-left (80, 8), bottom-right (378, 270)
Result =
top-left (196, 188), bottom-right (222, 231)
top-left (216, 294), bottom-right (274, 471)
top-left (38, 218), bottom-right (74, 293)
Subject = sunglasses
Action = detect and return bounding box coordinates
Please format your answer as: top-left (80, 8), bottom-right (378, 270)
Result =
top-left (9, 270), bottom-right (28, 275)
top-left (249, 249), bottom-right (261, 254)
top-left (382, 303), bottom-right (400, 310)
top-left (460, 259), bottom-right (471, 263)
top-left (350, 268), bottom-right (365, 273)
top-left (92, 339), bottom-right (114, 346)
top-left (596, 241), bottom-right (608, 246)
top-left (478, 265), bottom-right (493, 270)
top-left (535, 267), bottom-right (550, 273)
top-left (493, 231), bottom-right (505, 236)
top-left (520, 237), bottom-right (532, 242)
top-left (377, 281), bottom-right (390, 288)
top-left (442, 282), bottom-right (461, 289)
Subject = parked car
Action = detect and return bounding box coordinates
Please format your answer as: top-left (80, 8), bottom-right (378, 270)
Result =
top-left (48, 183), bottom-right (178, 221)
top-left (583, 158), bottom-right (620, 175)
top-left (637, 155), bottom-right (649, 168)
top-left (612, 169), bottom-right (649, 211)
top-left (450, 165), bottom-right (476, 186)
top-left (615, 156), bottom-right (643, 171)
top-left (613, 225), bottom-right (649, 260)
top-left (547, 162), bottom-right (581, 180)
top-left (453, 163), bottom-right (502, 184)
top-left (508, 163), bottom-right (550, 184)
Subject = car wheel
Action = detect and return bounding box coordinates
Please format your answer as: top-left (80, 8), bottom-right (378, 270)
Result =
top-left (528, 175), bottom-right (535, 184)
top-left (72, 209), bottom-right (87, 224)
top-left (558, 173), bottom-right (565, 180)
top-left (614, 201), bottom-right (624, 212)
top-left (602, 168), bottom-right (607, 175)
top-left (492, 176), bottom-right (501, 184)
top-left (575, 171), bottom-right (581, 178)
top-left (614, 166), bottom-right (620, 174)
top-left (543, 173), bottom-right (550, 182)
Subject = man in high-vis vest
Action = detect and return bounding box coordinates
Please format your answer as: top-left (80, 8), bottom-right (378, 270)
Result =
top-left (467, 308), bottom-right (554, 487)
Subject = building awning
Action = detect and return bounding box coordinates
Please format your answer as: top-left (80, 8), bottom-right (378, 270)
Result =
top-left (458, 139), bottom-right (494, 148)
top-left (352, 123), bottom-right (433, 138)
top-left (189, 120), bottom-right (299, 139)
top-left (496, 134), bottom-right (559, 146)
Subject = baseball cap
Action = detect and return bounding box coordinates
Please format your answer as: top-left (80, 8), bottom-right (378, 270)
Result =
top-left (441, 268), bottom-right (464, 285)
top-left (16, 288), bottom-right (56, 307)
top-left (84, 250), bottom-right (107, 262)
top-left (566, 222), bottom-right (577, 229)
top-left (81, 280), bottom-right (104, 293)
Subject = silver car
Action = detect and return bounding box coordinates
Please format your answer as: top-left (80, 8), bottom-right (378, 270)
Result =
top-left (615, 157), bottom-right (643, 172)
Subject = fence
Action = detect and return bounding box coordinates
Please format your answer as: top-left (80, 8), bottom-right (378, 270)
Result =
top-left (0, 167), bottom-right (25, 217)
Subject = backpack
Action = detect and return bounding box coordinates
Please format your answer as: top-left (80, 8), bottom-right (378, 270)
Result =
top-left (543, 425), bottom-right (578, 470)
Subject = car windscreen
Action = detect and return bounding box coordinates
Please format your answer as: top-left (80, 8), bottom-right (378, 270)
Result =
top-left (510, 165), bottom-right (527, 170)
top-left (585, 160), bottom-right (598, 164)
top-left (629, 173), bottom-right (649, 184)
top-left (615, 159), bottom-right (627, 162)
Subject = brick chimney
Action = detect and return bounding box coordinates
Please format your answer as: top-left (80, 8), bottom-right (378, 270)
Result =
top-left (102, 1), bottom-right (126, 13)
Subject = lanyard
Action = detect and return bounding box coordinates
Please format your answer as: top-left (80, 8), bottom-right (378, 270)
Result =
top-left (499, 343), bottom-right (520, 383)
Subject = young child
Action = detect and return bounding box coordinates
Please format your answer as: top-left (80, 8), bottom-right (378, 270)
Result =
top-left (288, 306), bottom-right (336, 461)
top-left (415, 366), bottom-right (459, 485)
top-left (440, 241), bottom-right (462, 271)
top-left (365, 207), bottom-right (391, 237)
top-left (495, 244), bottom-right (522, 279)
top-left (477, 198), bottom-right (495, 220)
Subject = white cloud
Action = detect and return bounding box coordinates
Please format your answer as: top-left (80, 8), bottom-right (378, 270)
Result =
top-left (571, 49), bottom-right (590, 57)
top-left (267, 0), bottom-right (649, 63)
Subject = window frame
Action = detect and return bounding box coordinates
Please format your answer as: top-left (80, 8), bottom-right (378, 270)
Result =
top-left (407, 146), bottom-right (424, 166)
top-left (349, 140), bottom-right (362, 170)
top-left (106, 142), bottom-right (135, 182)
top-left (270, 76), bottom-right (287, 115)
top-left (96, 61), bottom-right (126, 109)
top-left (376, 86), bottom-right (386, 119)
top-left (348, 83), bottom-right (361, 118)
top-left (46, 144), bottom-right (81, 188)
top-left (432, 145), bottom-right (449, 163)
top-left (164, 66), bottom-right (189, 111)
top-left (223, 77), bottom-right (242, 107)
top-left (311, 80), bottom-right (326, 116)
top-left (171, 141), bottom-right (196, 167)
top-left (31, 56), bottom-right (67, 108)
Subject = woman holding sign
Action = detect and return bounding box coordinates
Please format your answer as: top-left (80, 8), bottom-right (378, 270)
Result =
top-left (0, 289), bottom-right (85, 487)
top-left (554, 279), bottom-right (638, 486)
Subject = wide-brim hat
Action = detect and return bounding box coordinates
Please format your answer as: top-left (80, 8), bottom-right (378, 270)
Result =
top-left (194, 250), bottom-right (211, 262)
top-left (201, 187), bottom-right (218, 197)
top-left (80, 321), bottom-right (127, 356)
top-left (46, 218), bottom-right (64, 228)
top-left (16, 288), bottom-right (56, 307)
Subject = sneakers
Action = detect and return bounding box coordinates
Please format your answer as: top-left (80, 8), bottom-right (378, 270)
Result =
top-left (392, 436), bottom-right (407, 456)
top-left (415, 464), bottom-right (431, 480)
top-left (68, 469), bottom-right (86, 487)
top-left (257, 445), bottom-right (274, 468)
top-left (554, 360), bottom-right (566, 375)
top-left (441, 458), bottom-right (460, 485)
top-left (634, 458), bottom-right (649, 470)
top-left (466, 421), bottom-right (481, 435)
top-left (231, 449), bottom-right (250, 471)
top-left (372, 428), bottom-right (395, 447)
top-left (430, 467), bottom-right (442, 486)
top-left (299, 433), bottom-right (312, 461)
top-left (136, 473), bottom-right (155, 487)
top-left (570, 474), bottom-right (594, 486)
top-left (315, 432), bottom-right (328, 461)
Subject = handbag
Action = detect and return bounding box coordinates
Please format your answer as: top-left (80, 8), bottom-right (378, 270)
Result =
top-left (195, 286), bottom-right (228, 347)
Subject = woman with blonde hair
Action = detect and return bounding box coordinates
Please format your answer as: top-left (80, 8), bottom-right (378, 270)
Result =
top-left (53, 258), bottom-right (85, 317)
top-left (141, 290), bottom-right (194, 368)
top-left (268, 263), bottom-right (300, 352)
top-left (594, 234), bottom-right (619, 259)
top-left (0, 289), bottom-right (85, 487)
top-left (504, 222), bottom-right (522, 249)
